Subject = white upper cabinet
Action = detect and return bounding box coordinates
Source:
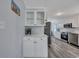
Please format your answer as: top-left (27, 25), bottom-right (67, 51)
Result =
top-left (26, 12), bottom-right (34, 25)
top-left (72, 15), bottom-right (79, 27)
top-left (37, 12), bottom-right (44, 25)
top-left (25, 8), bottom-right (47, 26)
top-left (64, 15), bottom-right (79, 28)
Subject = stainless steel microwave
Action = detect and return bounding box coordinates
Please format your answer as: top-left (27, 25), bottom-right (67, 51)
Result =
top-left (64, 23), bottom-right (72, 28)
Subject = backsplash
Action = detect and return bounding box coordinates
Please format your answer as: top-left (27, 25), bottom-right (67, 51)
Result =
top-left (25, 26), bottom-right (44, 35)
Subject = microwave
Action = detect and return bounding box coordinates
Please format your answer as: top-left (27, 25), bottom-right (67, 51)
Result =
top-left (64, 23), bottom-right (72, 28)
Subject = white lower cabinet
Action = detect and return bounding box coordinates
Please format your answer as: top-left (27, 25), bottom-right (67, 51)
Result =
top-left (23, 38), bottom-right (34, 57)
top-left (23, 36), bottom-right (48, 58)
top-left (41, 37), bottom-right (48, 57)
top-left (33, 38), bottom-right (42, 57)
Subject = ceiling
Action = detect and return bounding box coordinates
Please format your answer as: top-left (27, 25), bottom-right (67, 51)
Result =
top-left (22, 0), bottom-right (79, 19)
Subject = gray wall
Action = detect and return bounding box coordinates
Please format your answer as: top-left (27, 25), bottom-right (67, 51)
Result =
top-left (0, 0), bottom-right (25, 57)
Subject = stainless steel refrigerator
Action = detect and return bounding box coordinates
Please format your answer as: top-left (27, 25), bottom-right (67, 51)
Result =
top-left (44, 22), bottom-right (51, 46)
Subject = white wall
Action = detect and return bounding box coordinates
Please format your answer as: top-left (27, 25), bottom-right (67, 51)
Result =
top-left (0, 0), bottom-right (25, 57)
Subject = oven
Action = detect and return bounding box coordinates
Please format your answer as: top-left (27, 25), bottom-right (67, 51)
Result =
top-left (61, 32), bottom-right (68, 41)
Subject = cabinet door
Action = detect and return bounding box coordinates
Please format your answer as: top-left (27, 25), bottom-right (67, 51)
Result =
top-left (33, 38), bottom-right (43, 57)
top-left (23, 39), bottom-right (34, 57)
top-left (41, 37), bottom-right (48, 57)
top-left (77, 16), bottom-right (79, 27)
top-left (33, 37), bottom-right (48, 58)
top-left (72, 16), bottom-right (79, 27)
top-left (36, 12), bottom-right (45, 25)
top-left (72, 17), bottom-right (75, 27)
top-left (26, 11), bottom-right (34, 25)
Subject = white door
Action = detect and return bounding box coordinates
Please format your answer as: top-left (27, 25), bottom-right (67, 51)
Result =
top-left (23, 38), bottom-right (34, 57)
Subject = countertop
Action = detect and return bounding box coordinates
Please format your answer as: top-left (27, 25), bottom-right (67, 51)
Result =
top-left (60, 28), bottom-right (79, 34)
top-left (23, 34), bottom-right (48, 40)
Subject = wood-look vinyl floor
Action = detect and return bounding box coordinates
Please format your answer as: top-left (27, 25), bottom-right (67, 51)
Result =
top-left (48, 36), bottom-right (79, 58)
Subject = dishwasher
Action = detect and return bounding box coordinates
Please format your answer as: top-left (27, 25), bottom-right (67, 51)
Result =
top-left (68, 32), bottom-right (79, 46)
